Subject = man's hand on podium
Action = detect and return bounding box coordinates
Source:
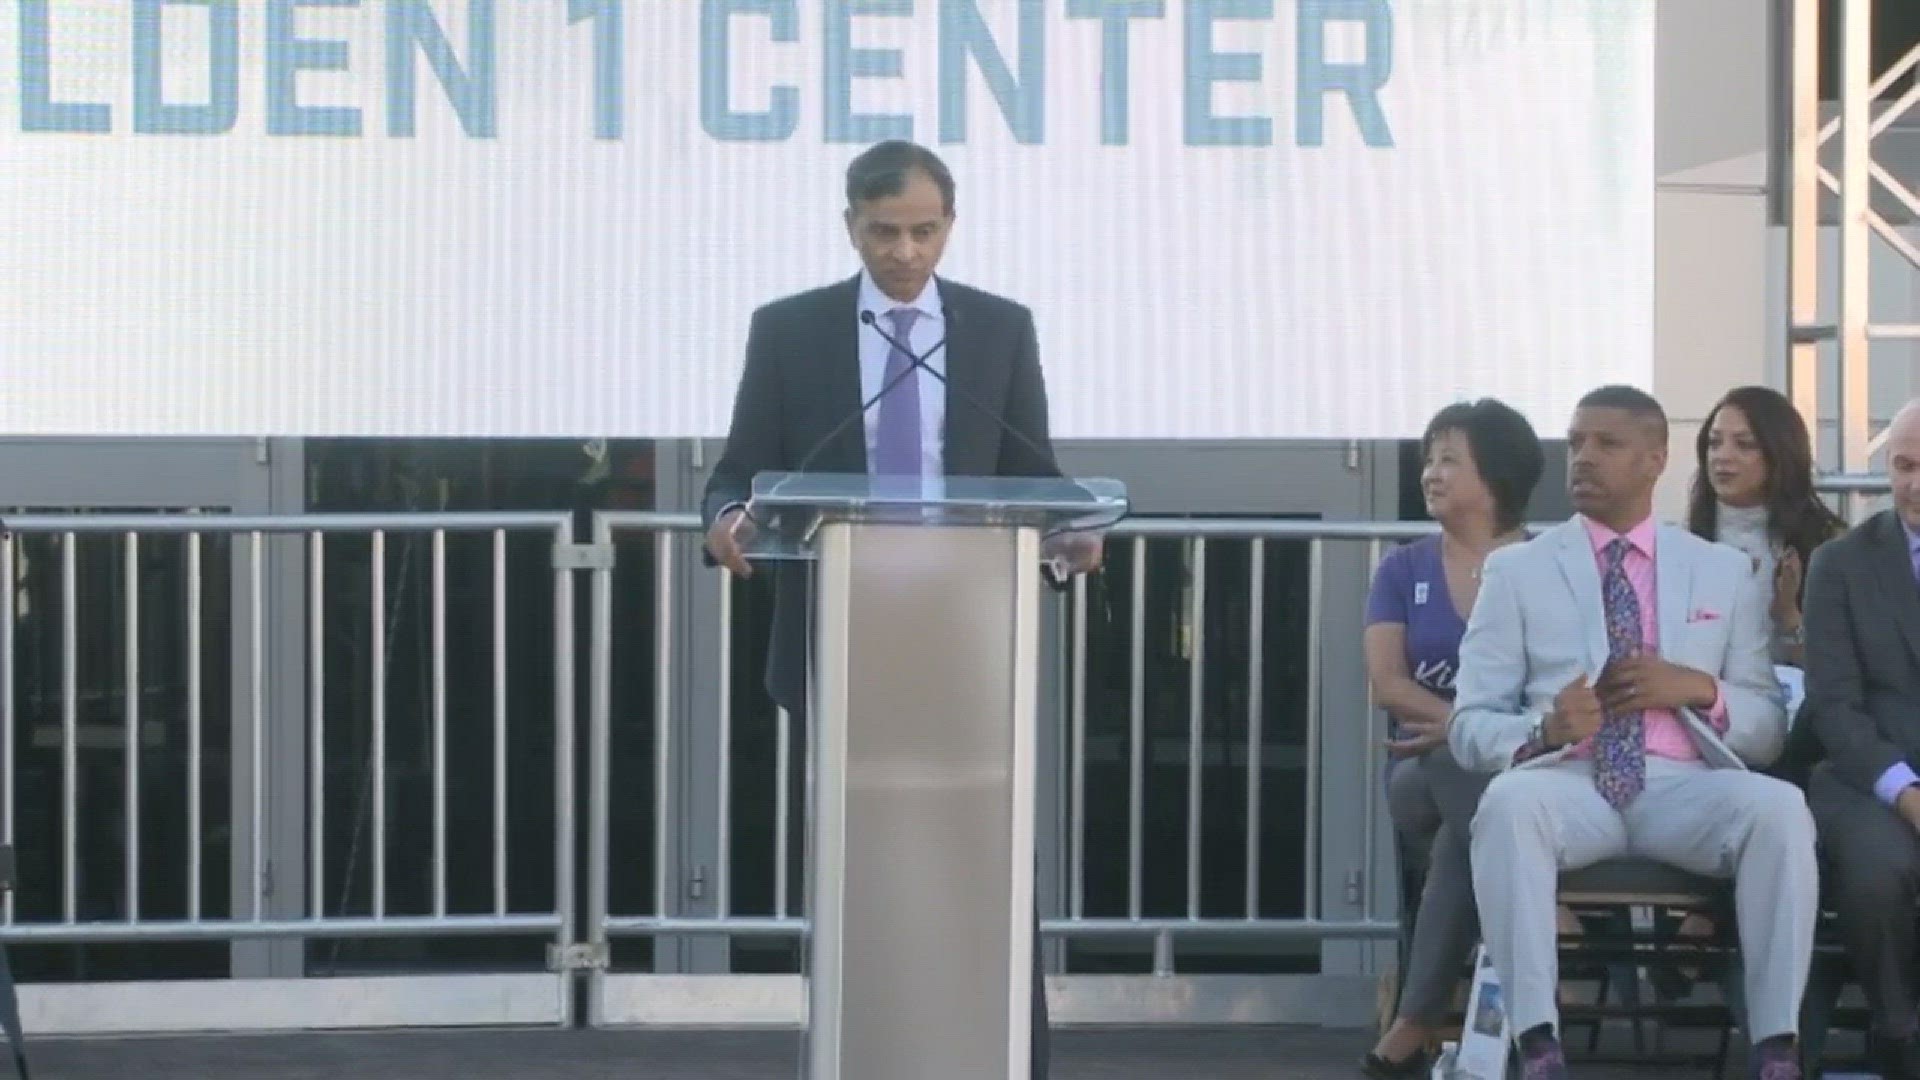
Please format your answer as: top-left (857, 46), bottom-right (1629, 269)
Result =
top-left (706, 508), bottom-right (756, 578)
top-left (1043, 531), bottom-right (1104, 579)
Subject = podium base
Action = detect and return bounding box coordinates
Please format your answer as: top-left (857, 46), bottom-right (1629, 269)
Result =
top-left (805, 522), bottom-right (1040, 1080)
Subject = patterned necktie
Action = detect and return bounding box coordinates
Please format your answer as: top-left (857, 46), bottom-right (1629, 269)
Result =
top-left (870, 307), bottom-right (923, 476)
top-left (1593, 538), bottom-right (1647, 809)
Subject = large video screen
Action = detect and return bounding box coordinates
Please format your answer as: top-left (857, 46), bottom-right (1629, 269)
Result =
top-left (0, 1), bottom-right (1651, 438)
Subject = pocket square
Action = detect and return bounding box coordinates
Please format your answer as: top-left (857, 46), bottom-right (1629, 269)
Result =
top-left (1687, 609), bottom-right (1721, 623)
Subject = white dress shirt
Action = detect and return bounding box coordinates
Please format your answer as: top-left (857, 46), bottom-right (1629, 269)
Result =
top-left (856, 271), bottom-right (946, 481)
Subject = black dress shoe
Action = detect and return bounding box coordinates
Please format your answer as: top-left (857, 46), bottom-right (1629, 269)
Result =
top-left (1361, 1047), bottom-right (1431, 1079)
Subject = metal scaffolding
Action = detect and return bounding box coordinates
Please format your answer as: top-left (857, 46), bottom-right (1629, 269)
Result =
top-left (1790, 0), bottom-right (1920, 476)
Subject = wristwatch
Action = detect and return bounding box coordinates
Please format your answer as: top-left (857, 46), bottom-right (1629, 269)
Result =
top-left (1531, 714), bottom-right (1556, 749)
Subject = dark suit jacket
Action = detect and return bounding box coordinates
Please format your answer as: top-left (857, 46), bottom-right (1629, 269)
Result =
top-left (1804, 509), bottom-right (1920, 795)
top-left (700, 274), bottom-right (1064, 713)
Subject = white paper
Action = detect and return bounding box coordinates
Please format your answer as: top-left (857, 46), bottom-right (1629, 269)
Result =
top-left (1775, 664), bottom-right (1806, 718)
top-left (1453, 944), bottom-right (1512, 1080)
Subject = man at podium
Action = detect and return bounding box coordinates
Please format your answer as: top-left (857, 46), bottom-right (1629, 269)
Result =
top-left (701, 140), bottom-right (1099, 1079)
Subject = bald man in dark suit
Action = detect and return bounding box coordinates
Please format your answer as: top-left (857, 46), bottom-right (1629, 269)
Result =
top-left (1805, 400), bottom-right (1920, 1080)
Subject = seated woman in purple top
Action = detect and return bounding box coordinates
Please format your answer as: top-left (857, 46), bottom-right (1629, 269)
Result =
top-left (1362, 399), bottom-right (1543, 1079)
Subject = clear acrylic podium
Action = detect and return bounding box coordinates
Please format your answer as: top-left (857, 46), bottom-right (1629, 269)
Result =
top-left (743, 472), bottom-right (1126, 1080)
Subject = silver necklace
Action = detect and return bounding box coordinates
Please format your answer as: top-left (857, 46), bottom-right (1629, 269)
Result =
top-left (1444, 539), bottom-right (1487, 580)
top-left (1449, 532), bottom-right (1521, 581)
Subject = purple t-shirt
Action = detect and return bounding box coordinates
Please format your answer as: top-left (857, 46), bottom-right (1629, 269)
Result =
top-left (1364, 536), bottom-right (1467, 703)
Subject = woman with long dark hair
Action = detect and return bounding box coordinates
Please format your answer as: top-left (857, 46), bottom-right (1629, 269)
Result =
top-left (1688, 385), bottom-right (1847, 668)
top-left (1655, 385), bottom-right (1847, 997)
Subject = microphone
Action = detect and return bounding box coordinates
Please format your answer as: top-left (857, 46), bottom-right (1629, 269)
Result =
top-left (858, 306), bottom-right (1105, 592)
top-left (730, 312), bottom-right (955, 548)
top-left (737, 302), bottom-right (1114, 586)
top-left (857, 305), bottom-right (1063, 485)
top-left (783, 312), bottom-right (952, 481)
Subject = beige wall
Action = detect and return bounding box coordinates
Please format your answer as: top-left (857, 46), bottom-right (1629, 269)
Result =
top-left (1649, 0), bottom-right (1774, 521)
top-left (1653, 192), bottom-right (1772, 520)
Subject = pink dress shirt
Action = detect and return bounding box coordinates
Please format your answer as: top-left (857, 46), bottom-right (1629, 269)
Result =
top-left (1554, 517), bottom-right (1727, 763)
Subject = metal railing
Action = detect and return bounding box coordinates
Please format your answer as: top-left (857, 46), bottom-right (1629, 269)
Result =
top-left (585, 513), bottom-right (1443, 998)
top-left (1815, 473), bottom-right (1892, 523)
top-left (593, 495), bottom-right (1906, 988)
top-left (1817, 473), bottom-right (1891, 492)
top-left (20, 496), bottom-right (1891, 1031)
top-left (0, 507), bottom-right (1533, 1031)
top-left (0, 512), bottom-right (577, 966)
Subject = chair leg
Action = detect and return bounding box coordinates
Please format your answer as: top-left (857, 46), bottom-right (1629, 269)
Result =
top-left (1720, 950), bottom-right (1748, 1074)
top-left (1592, 908), bottom-right (1648, 1055)
top-left (1589, 963), bottom-right (1610, 1053)
top-left (1797, 955), bottom-right (1844, 1078)
top-left (1621, 965), bottom-right (1648, 1054)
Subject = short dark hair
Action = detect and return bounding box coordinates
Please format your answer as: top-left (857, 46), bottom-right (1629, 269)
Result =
top-left (1576, 384), bottom-right (1668, 444)
top-left (1423, 398), bottom-right (1546, 532)
top-left (845, 140), bottom-right (955, 214)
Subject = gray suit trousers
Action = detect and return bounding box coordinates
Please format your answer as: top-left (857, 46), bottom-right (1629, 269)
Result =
top-left (1470, 757), bottom-right (1817, 1042)
top-left (1809, 763), bottom-right (1920, 1038)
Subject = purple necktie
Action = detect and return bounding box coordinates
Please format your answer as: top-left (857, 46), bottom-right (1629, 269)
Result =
top-left (1593, 538), bottom-right (1647, 809)
top-left (871, 307), bottom-right (923, 476)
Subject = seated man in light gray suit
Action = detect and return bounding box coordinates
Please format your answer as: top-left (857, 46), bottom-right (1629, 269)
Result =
top-left (1449, 386), bottom-right (1817, 1080)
